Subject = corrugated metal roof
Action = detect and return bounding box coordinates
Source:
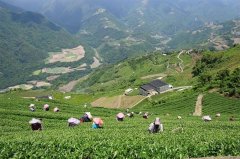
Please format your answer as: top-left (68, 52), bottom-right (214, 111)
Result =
top-left (150, 80), bottom-right (168, 88)
top-left (140, 84), bottom-right (155, 91)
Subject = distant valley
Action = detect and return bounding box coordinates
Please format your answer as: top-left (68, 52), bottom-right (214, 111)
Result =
top-left (1, 0), bottom-right (240, 91)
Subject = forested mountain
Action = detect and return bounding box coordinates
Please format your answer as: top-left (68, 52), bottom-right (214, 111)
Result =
top-left (0, 1), bottom-right (79, 89)
top-left (3, 0), bottom-right (240, 64)
top-left (4, 0), bottom-right (240, 33)
top-left (169, 18), bottom-right (240, 50)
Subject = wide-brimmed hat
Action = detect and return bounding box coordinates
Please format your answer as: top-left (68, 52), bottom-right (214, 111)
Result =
top-left (29, 104), bottom-right (35, 108)
top-left (54, 107), bottom-right (59, 112)
top-left (29, 118), bottom-right (41, 124)
top-left (43, 104), bottom-right (49, 109)
top-left (117, 112), bottom-right (125, 118)
top-left (154, 117), bottom-right (160, 125)
top-left (85, 112), bottom-right (92, 119)
top-left (68, 117), bottom-right (80, 125)
top-left (93, 117), bottom-right (103, 126)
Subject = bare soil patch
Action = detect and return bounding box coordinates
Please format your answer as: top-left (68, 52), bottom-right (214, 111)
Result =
top-left (208, 88), bottom-right (219, 93)
top-left (91, 95), bottom-right (145, 108)
top-left (141, 73), bottom-right (166, 80)
top-left (233, 38), bottom-right (240, 44)
top-left (90, 57), bottom-right (101, 68)
top-left (35, 81), bottom-right (51, 87)
top-left (47, 45), bottom-right (85, 63)
top-left (27, 81), bottom-right (51, 88)
top-left (46, 75), bottom-right (60, 81)
top-left (9, 84), bottom-right (33, 90)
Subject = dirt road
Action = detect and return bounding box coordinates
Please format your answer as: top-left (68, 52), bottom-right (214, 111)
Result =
top-left (193, 94), bottom-right (204, 116)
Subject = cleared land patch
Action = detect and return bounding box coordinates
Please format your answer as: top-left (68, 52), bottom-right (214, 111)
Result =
top-left (141, 73), bottom-right (166, 80)
top-left (233, 38), bottom-right (240, 44)
top-left (8, 84), bottom-right (33, 90)
top-left (90, 57), bottom-right (101, 69)
top-left (42, 67), bottom-right (74, 74)
top-left (91, 95), bottom-right (145, 108)
top-left (47, 45), bottom-right (85, 63)
top-left (27, 81), bottom-right (51, 88)
top-left (46, 75), bottom-right (60, 81)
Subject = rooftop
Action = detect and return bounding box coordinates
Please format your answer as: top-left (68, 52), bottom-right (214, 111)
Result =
top-left (150, 80), bottom-right (168, 88)
top-left (140, 84), bottom-right (155, 91)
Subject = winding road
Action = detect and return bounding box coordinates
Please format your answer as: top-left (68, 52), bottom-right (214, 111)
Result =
top-left (177, 50), bottom-right (184, 72)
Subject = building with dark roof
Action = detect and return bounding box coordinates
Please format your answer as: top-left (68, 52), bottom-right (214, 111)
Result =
top-left (139, 80), bottom-right (171, 96)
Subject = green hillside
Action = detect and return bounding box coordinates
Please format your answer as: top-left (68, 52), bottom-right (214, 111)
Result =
top-left (75, 50), bottom-right (198, 95)
top-left (0, 1), bottom-right (240, 158)
top-left (0, 3), bottom-right (80, 89)
top-left (0, 90), bottom-right (239, 158)
top-left (192, 45), bottom-right (240, 97)
top-left (1, 1), bottom-right (240, 91)
top-left (4, 0), bottom-right (240, 65)
top-left (133, 90), bottom-right (240, 116)
top-left (0, 5), bottom-right (78, 88)
top-left (75, 45), bottom-right (240, 98)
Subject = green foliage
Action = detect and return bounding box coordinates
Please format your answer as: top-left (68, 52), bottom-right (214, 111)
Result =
top-left (193, 46), bottom-right (240, 97)
top-left (0, 6), bottom-right (80, 89)
top-left (192, 52), bottom-right (224, 77)
top-left (203, 92), bottom-right (240, 114)
top-left (76, 50), bottom-right (197, 95)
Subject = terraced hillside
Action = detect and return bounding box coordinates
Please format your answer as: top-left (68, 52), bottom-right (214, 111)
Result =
top-left (0, 90), bottom-right (239, 158)
top-left (75, 50), bottom-right (198, 95)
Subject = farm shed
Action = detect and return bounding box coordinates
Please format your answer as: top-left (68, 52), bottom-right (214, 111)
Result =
top-left (140, 80), bottom-right (171, 96)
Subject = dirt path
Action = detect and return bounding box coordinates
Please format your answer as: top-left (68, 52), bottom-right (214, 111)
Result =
top-left (90, 49), bottom-right (102, 68)
top-left (177, 50), bottom-right (184, 72)
top-left (116, 95), bottom-right (123, 108)
top-left (94, 48), bottom-right (103, 61)
top-left (90, 57), bottom-right (101, 68)
top-left (193, 94), bottom-right (204, 116)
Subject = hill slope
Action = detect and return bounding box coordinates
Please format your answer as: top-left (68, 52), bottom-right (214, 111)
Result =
top-left (168, 19), bottom-right (240, 51)
top-left (75, 50), bottom-right (198, 94)
top-left (0, 2), bottom-right (82, 89)
top-left (192, 45), bottom-right (240, 97)
top-left (75, 45), bottom-right (240, 97)
top-left (3, 0), bottom-right (240, 64)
